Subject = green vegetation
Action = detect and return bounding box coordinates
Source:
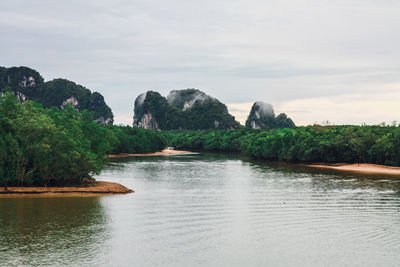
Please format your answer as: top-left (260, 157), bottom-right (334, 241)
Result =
top-left (38, 79), bottom-right (114, 124)
top-left (0, 93), bottom-right (115, 187)
top-left (133, 89), bottom-right (241, 130)
top-left (0, 66), bottom-right (114, 124)
top-left (166, 125), bottom-right (400, 166)
top-left (183, 98), bottom-right (240, 130)
top-left (1, 66), bottom-right (399, 187)
top-left (0, 94), bottom-right (165, 187)
top-left (134, 91), bottom-right (182, 130)
top-left (108, 125), bottom-right (166, 154)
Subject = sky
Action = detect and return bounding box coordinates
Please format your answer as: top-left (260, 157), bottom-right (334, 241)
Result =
top-left (1, 0), bottom-right (399, 125)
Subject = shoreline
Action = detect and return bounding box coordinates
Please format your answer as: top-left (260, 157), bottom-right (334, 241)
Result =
top-left (110, 149), bottom-right (400, 176)
top-left (303, 163), bottom-right (400, 175)
top-left (109, 149), bottom-right (192, 158)
top-left (0, 181), bottom-right (134, 196)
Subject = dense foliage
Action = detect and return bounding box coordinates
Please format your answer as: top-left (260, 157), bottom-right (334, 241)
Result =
top-left (0, 93), bottom-right (117, 187)
top-left (0, 66), bottom-right (114, 124)
top-left (108, 125), bottom-right (166, 154)
top-left (134, 90), bottom-right (241, 130)
top-left (0, 94), bottom-right (166, 187)
top-left (167, 126), bottom-right (400, 166)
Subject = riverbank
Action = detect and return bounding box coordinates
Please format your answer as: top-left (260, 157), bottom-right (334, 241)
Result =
top-left (109, 149), bottom-right (192, 158)
top-left (304, 163), bottom-right (400, 175)
top-left (0, 181), bottom-right (134, 195)
top-left (110, 148), bottom-right (400, 176)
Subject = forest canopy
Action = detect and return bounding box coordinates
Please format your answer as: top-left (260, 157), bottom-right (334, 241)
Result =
top-left (166, 125), bottom-right (400, 167)
top-left (0, 94), bottom-right (165, 187)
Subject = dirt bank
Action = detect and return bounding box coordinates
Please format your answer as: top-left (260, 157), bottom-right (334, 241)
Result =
top-left (0, 181), bottom-right (134, 195)
top-left (304, 163), bottom-right (400, 175)
top-left (109, 149), bottom-right (192, 158)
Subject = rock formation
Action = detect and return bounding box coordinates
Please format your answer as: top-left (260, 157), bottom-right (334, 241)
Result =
top-left (245, 101), bottom-right (295, 129)
top-left (0, 66), bottom-right (114, 124)
top-left (133, 89), bottom-right (240, 130)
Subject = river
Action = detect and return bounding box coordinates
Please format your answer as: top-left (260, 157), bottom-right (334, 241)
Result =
top-left (1, 153), bottom-right (400, 266)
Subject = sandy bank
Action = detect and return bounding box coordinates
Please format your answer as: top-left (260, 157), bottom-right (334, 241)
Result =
top-left (0, 181), bottom-right (134, 195)
top-left (304, 163), bottom-right (400, 175)
top-left (109, 149), bottom-right (192, 158)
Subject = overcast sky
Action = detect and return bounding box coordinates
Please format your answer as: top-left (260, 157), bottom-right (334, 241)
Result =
top-left (1, 0), bottom-right (399, 125)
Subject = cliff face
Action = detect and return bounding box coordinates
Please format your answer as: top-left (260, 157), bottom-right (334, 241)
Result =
top-left (0, 66), bottom-right (114, 125)
top-left (245, 101), bottom-right (295, 129)
top-left (133, 91), bottom-right (179, 130)
top-left (0, 66), bottom-right (44, 102)
top-left (133, 89), bottom-right (240, 130)
top-left (166, 89), bottom-right (211, 110)
top-left (245, 102), bottom-right (275, 129)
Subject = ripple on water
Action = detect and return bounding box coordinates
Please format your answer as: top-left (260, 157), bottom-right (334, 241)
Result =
top-left (2, 154), bottom-right (400, 266)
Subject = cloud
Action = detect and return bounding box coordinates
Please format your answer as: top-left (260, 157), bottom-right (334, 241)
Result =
top-left (276, 90), bottom-right (400, 126)
top-left (228, 88), bottom-right (400, 126)
top-left (0, 0), bottom-right (399, 125)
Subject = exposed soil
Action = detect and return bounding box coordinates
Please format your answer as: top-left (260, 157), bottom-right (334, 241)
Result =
top-left (0, 181), bottom-right (134, 195)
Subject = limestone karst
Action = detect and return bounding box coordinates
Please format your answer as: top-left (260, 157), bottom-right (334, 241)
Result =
top-left (133, 89), bottom-right (240, 130)
top-left (0, 66), bottom-right (113, 124)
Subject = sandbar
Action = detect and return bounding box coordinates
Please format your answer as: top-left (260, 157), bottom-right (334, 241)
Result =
top-left (0, 181), bottom-right (134, 196)
top-left (109, 149), bottom-right (192, 158)
top-left (304, 163), bottom-right (400, 175)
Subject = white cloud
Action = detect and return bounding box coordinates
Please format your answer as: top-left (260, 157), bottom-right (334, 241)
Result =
top-left (228, 88), bottom-right (400, 126)
top-left (276, 90), bottom-right (400, 126)
top-left (0, 0), bottom-right (399, 125)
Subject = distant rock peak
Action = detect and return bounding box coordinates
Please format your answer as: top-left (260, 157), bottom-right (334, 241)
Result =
top-left (166, 89), bottom-right (213, 110)
top-left (246, 101), bottom-right (295, 129)
top-left (133, 89), bottom-right (240, 130)
top-left (253, 101), bottom-right (274, 117)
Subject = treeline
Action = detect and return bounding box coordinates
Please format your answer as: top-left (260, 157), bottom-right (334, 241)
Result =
top-left (166, 126), bottom-right (400, 166)
top-left (0, 94), bottom-right (165, 187)
top-left (108, 125), bottom-right (166, 154)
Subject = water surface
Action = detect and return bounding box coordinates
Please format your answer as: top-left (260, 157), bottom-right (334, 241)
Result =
top-left (1, 153), bottom-right (400, 266)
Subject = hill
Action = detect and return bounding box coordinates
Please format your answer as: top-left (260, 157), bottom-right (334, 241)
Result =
top-left (0, 66), bottom-right (113, 124)
top-left (245, 101), bottom-right (295, 129)
top-left (133, 89), bottom-right (241, 130)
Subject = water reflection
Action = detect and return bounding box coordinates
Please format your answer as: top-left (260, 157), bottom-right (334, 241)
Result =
top-left (100, 153), bottom-right (400, 266)
top-left (2, 153), bottom-right (400, 266)
top-left (0, 197), bottom-right (110, 266)
top-left (248, 159), bottom-right (400, 196)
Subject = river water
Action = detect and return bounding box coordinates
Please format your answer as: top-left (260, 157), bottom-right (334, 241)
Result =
top-left (1, 153), bottom-right (400, 266)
